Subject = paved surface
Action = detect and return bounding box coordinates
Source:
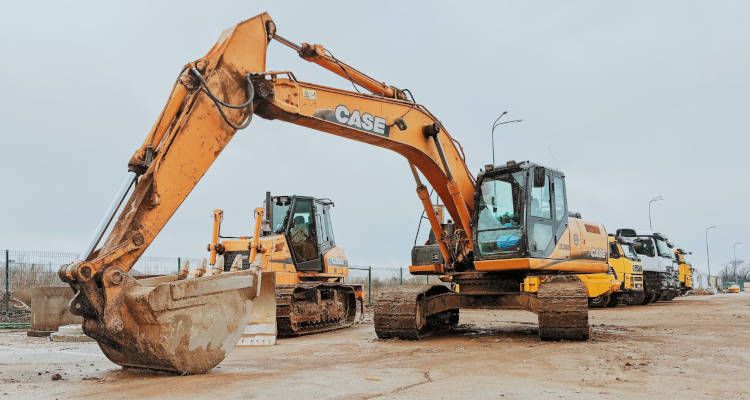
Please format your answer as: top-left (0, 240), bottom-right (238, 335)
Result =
top-left (0, 293), bottom-right (748, 399)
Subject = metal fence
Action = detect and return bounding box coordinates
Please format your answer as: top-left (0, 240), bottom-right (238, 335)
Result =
top-left (345, 265), bottom-right (442, 305)
top-left (0, 249), bottom-right (439, 321)
top-left (0, 249), bottom-right (203, 291)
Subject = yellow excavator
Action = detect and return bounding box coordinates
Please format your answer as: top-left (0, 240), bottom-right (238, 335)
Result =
top-left (60, 13), bottom-right (610, 374)
top-left (206, 192), bottom-right (363, 340)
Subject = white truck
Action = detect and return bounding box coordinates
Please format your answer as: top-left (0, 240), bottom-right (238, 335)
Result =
top-left (616, 229), bottom-right (679, 303)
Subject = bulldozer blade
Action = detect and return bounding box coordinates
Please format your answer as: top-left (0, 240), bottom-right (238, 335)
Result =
top-left (237, 271), bottom-right (277, 346)
top-left (72, 268), bottom-right (261, 374)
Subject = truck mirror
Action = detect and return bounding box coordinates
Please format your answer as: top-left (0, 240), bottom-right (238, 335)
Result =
top-left (533, 166), bottom-right (546, 188)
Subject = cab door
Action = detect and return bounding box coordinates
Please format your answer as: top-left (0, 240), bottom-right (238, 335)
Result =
top-left (551, 174), bottom-right (570, 250)
top-left (286, 197), bottom-right (322, 271)
top-left (314, 200), bottom-right (335, 254)
top-left (528, 167), bottom-right (556, 257)
top-left (608, 241), bottom-right (624, 281)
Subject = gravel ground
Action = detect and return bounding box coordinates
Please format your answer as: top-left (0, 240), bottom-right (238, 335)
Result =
top-left (0, 292), bottom-right (748, 399)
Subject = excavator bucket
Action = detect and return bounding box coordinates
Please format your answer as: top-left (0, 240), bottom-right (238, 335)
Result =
top-left (238, 271), bottom-right (277, 345)
top-left (70, 268), bottom-right (262, 374)
top-left (60, 13), bottom-right (277, 374)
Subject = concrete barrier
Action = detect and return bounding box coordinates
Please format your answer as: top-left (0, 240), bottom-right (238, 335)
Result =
top-left (27, 287), bottom-right (82, 337)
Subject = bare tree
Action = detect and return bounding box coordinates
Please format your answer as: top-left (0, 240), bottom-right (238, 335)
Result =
top-left (719, 258), bottom-right (748, 283)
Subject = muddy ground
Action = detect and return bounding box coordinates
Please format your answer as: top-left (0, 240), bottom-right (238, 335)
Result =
top-left (0, 293), bottom-right (748, 399)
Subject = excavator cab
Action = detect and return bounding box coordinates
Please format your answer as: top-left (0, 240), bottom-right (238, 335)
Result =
top-left (473, 161), bottom-right (570, 262)
top-left (413, 160), bottom-right (607, 275)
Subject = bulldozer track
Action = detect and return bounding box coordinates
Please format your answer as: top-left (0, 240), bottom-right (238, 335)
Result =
top-left (537, 277), bottom-right (590, 341)
top-left (374, 286), bottom-right (459, 340)
top-left (275, 283), bottom-right (357, 337)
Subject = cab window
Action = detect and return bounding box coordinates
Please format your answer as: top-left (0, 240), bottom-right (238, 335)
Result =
top-left (553, 176), bottom-right (566, 224)
top-left (476, 171), bottom-right (525, 257)
top-left (529, 172), bottom-right (553, 254)
top-left (289, 199), bottom-right (318, 262)
top-left (609, 242), bottom-right (620, 257)
top-left (530, 175), bottom-right (551, 219)
top-left (314, 202), bottom-right (334, 248)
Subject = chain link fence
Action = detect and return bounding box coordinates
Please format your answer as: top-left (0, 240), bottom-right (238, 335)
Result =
top-left (0, 249), bottom-right (205, 324)
top-left (0, 249), bottom-right (202, 290)
top-left (0, 249), bottom-right (442, 323)
top-left (345, 265), bottom-right (445, 305)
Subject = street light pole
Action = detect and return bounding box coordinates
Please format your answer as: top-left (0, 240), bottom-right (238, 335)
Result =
top-left (648, 196), bottom-right (663, 231)
top-left (705, 225), bottom-right (716, 288)
top-left (490, 112), bottom-right (522, 166)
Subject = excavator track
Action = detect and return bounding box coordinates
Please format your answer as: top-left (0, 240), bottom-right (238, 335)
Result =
top-left (374, 286), bottom-right (459, 340)
top-left (536, 276), bottom-right (589, 341)
top-left (275, 283), bottom-right (357, 337)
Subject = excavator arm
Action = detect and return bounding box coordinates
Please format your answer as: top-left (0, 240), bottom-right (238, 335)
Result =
top-left (250, 72), bottom-right (476, 264)
top-left (60, 12), bottom-right (477, 374)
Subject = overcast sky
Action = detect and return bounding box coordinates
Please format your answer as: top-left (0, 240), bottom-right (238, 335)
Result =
top-left (0, 1), bottom-right (747, 273)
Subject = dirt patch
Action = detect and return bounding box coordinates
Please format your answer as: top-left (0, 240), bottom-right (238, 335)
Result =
top-left (0, 293), bottom-right (748, 399)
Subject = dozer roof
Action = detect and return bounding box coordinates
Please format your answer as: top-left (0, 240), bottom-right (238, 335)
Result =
top-left (272, 194), bottom-right (334, 206)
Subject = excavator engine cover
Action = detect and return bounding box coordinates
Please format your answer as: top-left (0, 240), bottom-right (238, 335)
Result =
top-left (68, 268), bottom-right (262, 374)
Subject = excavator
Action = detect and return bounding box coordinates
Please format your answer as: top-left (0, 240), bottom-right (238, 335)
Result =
top-left (206, 192), bottom-right (363, 340)
top-left (59, 12), bottom-right (610, 374)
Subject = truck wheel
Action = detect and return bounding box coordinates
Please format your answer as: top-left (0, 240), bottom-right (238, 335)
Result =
top-left (606, 293), bottom-right (619, 308)
top-left (588, 294), bottom-right (609, 308)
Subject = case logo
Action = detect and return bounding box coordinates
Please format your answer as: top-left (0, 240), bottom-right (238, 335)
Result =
top-left (328, 256), bottom-right (348, 267)
top-left (314, 105), bottom-right (390, 137)
top-left (590, 248), bottom-right (607, 259)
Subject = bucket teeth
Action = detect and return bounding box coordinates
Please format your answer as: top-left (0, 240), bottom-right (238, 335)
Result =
top-left (177, 260), bottom-right (190, 280)
top-left (186, 260), bottom-right (201, 279)
top-left (230, 254), bottom-right (243, 271)
top-left (212, 254), bottom-right (224, 275)
top-left (199, 259), bottom-right (211, 277)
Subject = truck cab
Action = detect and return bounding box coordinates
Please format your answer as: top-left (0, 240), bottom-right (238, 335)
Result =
top-left (673, 248), bottom-right (693, 294)
top-left (618, 229), bottom-right (679, 302)
top-left (608, 235), bottom-right (645, 305)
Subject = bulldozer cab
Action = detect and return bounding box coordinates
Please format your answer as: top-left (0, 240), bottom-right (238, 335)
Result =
top-left (269, 195), bottom-right (336, 271)
top-left (473, 162), bottom-right (568, 260)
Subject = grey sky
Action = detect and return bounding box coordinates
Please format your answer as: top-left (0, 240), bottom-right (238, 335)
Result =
top-left (0, 1), bottom-right (747, 273)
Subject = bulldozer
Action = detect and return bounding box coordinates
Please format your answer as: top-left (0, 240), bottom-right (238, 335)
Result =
top-left (60, 12), bottom-right (612, 374)
top-left (206, 192), bottom-right (363, 341)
